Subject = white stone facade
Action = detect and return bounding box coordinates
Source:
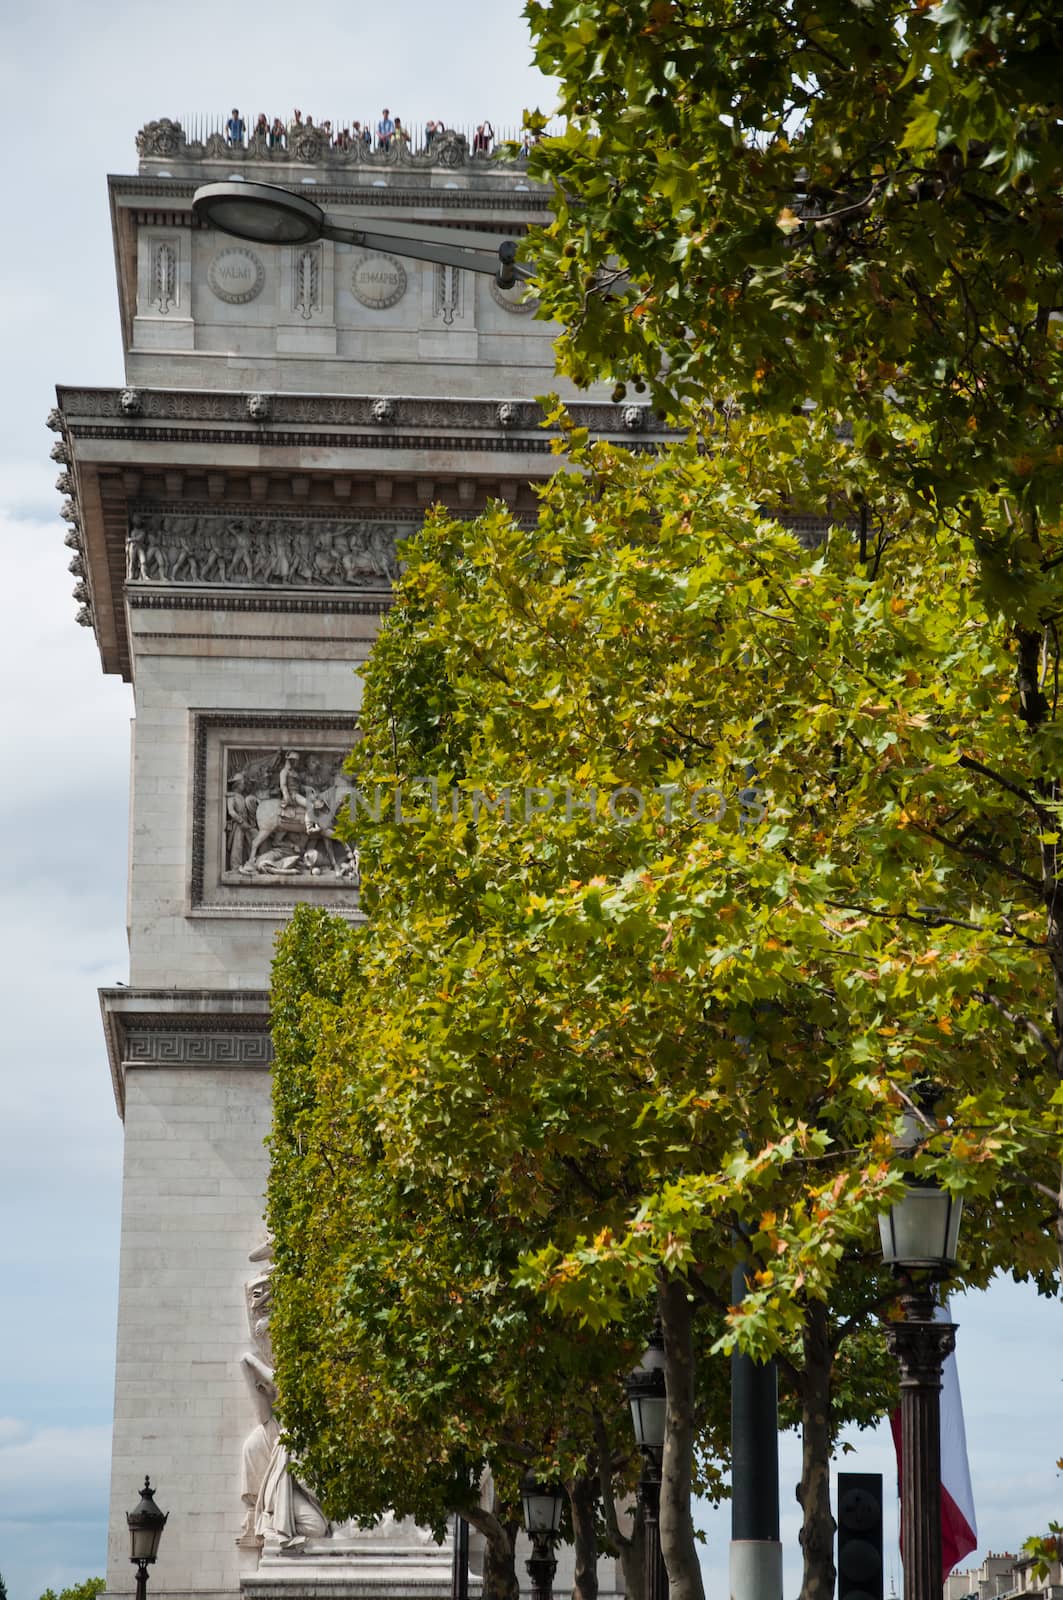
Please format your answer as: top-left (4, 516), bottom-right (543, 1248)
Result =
top-left (56, 135), bottom-right (636, 1600)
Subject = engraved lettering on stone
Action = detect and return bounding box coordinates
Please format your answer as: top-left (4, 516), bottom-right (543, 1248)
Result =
top-left (239, 1240), bottom-right (331, 1551)
top-left (433, 263), bottom-right (463, 327)
top-left (350, 253), bottom-right (407, 310)
top-left (293, 244), bottom-right (322, 321)
top-left (124, 512), bottom-right (405, 589)
top-left (208, 248), bottom-right (265, 305)
top-left (225, 747), bottom-right (360, 884)
top-left (151, 241), bottom-right (178, 315)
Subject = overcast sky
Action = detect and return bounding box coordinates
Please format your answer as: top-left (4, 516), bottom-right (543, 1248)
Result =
top-left (0, 4), bottom-right (1059, 1598)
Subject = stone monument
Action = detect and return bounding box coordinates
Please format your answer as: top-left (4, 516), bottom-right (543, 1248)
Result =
top-left (52, 119), bottom-right (652, 1600)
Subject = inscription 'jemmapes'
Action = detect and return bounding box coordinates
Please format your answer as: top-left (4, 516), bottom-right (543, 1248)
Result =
top-left (126, 513), bottom-right (410, 588)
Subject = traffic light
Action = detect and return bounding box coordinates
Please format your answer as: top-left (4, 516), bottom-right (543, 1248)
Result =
top-left (837, 1472), bottom-right (884, 1600)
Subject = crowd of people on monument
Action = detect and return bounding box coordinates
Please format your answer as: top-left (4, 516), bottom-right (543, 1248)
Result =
top-left (225, 107), bottom-right (515, 156)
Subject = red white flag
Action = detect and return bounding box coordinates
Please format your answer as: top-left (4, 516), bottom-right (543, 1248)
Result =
top-left (890, 1299), bottom-right (978, 1578)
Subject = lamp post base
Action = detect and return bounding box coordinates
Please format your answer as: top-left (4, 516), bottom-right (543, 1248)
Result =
top-left (729, 1538), bottom-right (783, 1600)
top-left (885, 1281), bottom-right (956, 1600)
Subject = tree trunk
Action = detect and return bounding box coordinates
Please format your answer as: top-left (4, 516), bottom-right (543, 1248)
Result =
top-left (658, 1276), bottom-right (705, 1600)
top-left (592, 1407), bottom-right (644, 1600)
top-left (796, 1298), bottom-right (836, 1600)
top-left (464, 1506), bottom-right (520, 1600)
top-left (569, 1471), bottom-right (600, 1600)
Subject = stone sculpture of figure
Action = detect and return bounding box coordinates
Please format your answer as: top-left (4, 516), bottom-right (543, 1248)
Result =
top-left (126, 517), bottom-right (165, 582)
top-left (227, 521), bottom-right (256, 584)
top-left (239, 1242), bottom-right (330, 1550)
top-left (279, 752), bottom-right (326, 834)
top-left (225, 773), bottom-right (259, 871)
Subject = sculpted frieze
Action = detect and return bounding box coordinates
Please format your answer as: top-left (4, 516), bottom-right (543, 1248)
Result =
top-left (126, 512), bottom-right (408, 589)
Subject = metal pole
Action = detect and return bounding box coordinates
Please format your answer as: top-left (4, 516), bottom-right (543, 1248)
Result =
top-left (639, 1450), bottom-right (668, 1600)
top-left (729, 1263), bottom-right (783, 1600)
top-left (451, 1513), bottom-right (469, 1600)
top-left (885, 1281), bottom-right (955, 1600)
top-left (526, 1533), bottom-right (557, 1600)
top-left (134, 1564), bottom-right (148, 1600)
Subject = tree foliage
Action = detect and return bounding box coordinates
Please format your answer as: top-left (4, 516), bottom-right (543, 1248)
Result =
top-left (526, 0), bottom-right (1063, 548)
top-left (270, 411), bottom-right (1060, 1599)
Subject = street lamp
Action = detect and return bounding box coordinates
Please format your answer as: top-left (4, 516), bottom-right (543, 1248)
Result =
top-left (192, 180), bottom-right (534, 287)
top-left (880, 1182), bottom-right (963, 1600)
top-left (519, 1474), bottom-right (565, 1600)
top-left (624, 1331), bottom-right (669, 1600)
top-left (126, 1476), bottom-right (168, 1600)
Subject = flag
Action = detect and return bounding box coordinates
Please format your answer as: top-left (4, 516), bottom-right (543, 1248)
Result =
top-left (890, 1299), bottom-right (978, 1578)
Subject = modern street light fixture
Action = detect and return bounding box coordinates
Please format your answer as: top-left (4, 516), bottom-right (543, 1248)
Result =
top-left (127, 1476), bottom-right (168, 1600)
top-left (624, 1330), bottom-right (669, 1600)
top-left (880, 1181), bottom-right (963, 1600)
top-left (519, 1474), bottom-right (565, 1600)
top-left (192, 180), bottom-right (534, 288)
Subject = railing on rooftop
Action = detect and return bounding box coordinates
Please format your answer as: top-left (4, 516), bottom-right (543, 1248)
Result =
top-left (136, 116), bottom-right (562, 171)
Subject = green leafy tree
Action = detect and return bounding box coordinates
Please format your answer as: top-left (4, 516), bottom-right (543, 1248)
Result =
top-left (38, 1581), bottom-right (105, 1600)
top-left (270, 413), bottom-right (1058, 1600)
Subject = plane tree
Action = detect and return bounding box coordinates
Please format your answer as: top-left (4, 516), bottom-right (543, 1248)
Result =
top-left (267, 413), bottom-right (1058, 1600)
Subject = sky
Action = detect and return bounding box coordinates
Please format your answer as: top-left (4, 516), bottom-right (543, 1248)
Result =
top-left (0, 3), bottom-right (1059, 1598)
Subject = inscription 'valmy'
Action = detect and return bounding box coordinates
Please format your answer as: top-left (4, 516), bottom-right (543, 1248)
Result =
top-left (208, 248), bottom-right (265, 305)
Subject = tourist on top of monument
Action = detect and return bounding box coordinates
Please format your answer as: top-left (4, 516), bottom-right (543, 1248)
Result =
top-left (288, 108), bottom-right (303, 134)
top-left (226, 108), bottom-right (245, 146)
top-left (335, 126), bottom-right (351, 151)
top-left (321, 119), bottom-right (332, 139)
top-left (361, 123), bottom-right (372, 147)
top-left (253, 113), bottom-right (269, 143)
top-left (424, 119), bottom-right (438, 150)
top-left (269, 117), bottom-right (285, 148)
top-left (377, 108), bottom-right (395, 149)
top-left (393, 117), bottom-right (409, 148)
top-left (472, 120), bottom-right (494, 154)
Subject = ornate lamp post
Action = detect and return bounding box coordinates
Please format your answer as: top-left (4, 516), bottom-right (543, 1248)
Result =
top-left (126, 1476), bottom-right (168, 1600)
top-left (519, 1475), bottom-right (565, 1600)
top-left (192, 180), bottom-right (533, 287)
top-left (880, 1183), bottom-right (963, 1600)
top-left (624, 1331), bottom-right (669, 1600)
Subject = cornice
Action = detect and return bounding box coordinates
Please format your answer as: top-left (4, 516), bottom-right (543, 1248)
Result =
top-left (98, 986), bottom-right (273, 1117)
top-left (110, 173), bottom-right (551, 214)
top-left (56, 387), bottom-right (665, 436)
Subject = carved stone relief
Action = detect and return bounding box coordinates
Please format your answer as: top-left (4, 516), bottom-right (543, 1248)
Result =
top-left (224, 747), bottom-right (359, 885)
top-left (239, 1241), bottom-right (331, 1551)
top-left (151, 240), bottom-right (178, 315)
top-left (125, 512), bottom-right (407, 589)
top-left (350, 253), bottom-right (407, 310)
top-left (208, 247), bottom-right (265, 305)
top-left (433, 263), bottom-right (464, 327)
top-left (293, 243), bottom-right (323, 320)
top-left (488, 277), bottom-right (538, 316)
